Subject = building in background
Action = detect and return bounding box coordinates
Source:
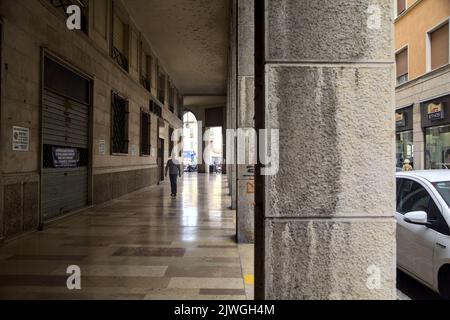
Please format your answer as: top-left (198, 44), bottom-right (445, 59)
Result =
top-left (395, 0), bottom-right (450, 170)
top-left (182, 112), bottom-right (198, 167)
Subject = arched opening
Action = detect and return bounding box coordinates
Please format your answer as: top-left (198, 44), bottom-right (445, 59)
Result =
top-left (183, 111), bottom-right (199, 173)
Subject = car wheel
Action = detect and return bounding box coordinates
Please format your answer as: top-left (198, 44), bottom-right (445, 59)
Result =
top-left (439, 267), bottom-right (450, 299)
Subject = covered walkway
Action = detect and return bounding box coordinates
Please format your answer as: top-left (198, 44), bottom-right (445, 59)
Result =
top-left (0, 174), bottom-right (253, 300)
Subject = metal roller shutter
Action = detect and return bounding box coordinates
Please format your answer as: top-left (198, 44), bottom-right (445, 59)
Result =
top-left (42, 88), bottom-right (89, 221)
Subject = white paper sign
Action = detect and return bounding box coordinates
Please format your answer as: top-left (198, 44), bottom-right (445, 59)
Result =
top-left (12, 126), bottom-right (30, 152)
top-left (98, 140), bottom-right (106, 155)
top-left (131, 145), bottom-right (137, 157)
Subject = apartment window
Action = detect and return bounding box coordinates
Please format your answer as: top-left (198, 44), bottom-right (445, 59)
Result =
top-left (430, 22), bottom-right (449, 71)
top-left (49, 0), bottom-right (89, 34)
top-left (141, 52), bottom-right (152, 91)
top-left (396, 48), bottom-right (408, 85)
top-left (111, 93), bottom-right (129, 154)
top-left (169, 84), bottom-right (175, 113)
top-left (178, 96), bottom-right (184, 120)
top-left (169, 127), bottom-right (174, 155)
top-left (150, 100), bottom-right (162, 118)
top-left (158, 68), bottom-right (166, 104)
top-left (397, 0), bottom-right (406, 16)
top-left (112, 12), bottom-right (129, 72)
top-left (140, 111), bottom-right (151, 156)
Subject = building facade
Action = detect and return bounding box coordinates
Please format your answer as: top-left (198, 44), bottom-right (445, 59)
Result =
top-left (0, 0), bottom-right (183, 241)
top-left (395, 0), bottom-right (450, 170)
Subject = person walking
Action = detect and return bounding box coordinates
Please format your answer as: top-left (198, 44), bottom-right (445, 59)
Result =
top-left (165, 154), bottom-right (182, 197)
top-left (402, 159), bottom-right (413, 172)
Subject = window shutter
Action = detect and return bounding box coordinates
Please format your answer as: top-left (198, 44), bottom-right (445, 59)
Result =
top-left (396, 49), bottom-right (408, 77)
top-left (397, 0), bottom-right (406, 15)
top-left (113, 14), bottom-right (125, 53)
top-left (431, 23), bottom-right (449, 71)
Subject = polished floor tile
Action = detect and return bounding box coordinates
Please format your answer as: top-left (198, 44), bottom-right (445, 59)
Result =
top-left (0, 174), bottom-right (254, 300)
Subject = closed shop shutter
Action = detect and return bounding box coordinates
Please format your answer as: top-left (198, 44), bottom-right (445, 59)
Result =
top-left (42, 86), bottom-right (90, 220)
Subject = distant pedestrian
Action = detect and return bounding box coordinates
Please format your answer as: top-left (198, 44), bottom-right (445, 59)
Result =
top-left (402, 159), bottom-right (413, 172)
top-left (165, 154), bottom-right (182, 197)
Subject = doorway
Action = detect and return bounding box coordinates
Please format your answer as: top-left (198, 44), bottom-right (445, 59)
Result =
top-left (205, 126), bottom-right (223, 173)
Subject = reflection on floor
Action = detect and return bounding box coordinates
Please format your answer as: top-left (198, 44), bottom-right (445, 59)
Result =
top-left (0, 173), bottom-right (254, 300)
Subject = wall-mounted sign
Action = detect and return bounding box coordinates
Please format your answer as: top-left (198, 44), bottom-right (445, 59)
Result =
top-left (52, 147), bottom-right (79, 168)
top-left (12, 126), bottom-right (30, 152)
top-left (131, 145), bottom-right (137, 157)
top-left (428, 102), bottom-right (444, 120)
top-left (98, 140), bottom-right (106, 155)
top-left (395, 112), bottom-right (406, 127)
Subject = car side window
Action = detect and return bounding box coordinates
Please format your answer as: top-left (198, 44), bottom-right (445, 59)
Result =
top-left (428, 196), bottom-right (450, 236)
top-left (396, 178), bottom-right (405, 211)
top-left (397, 179), bottom-right (431, 214)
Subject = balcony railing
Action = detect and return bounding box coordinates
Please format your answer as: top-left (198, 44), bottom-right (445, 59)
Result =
top-left (112, 47), bottom-right (129, 72)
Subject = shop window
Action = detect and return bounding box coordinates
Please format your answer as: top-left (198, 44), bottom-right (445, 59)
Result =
top-left (397, 0), bottom-right (406, 16)
top-left (48, 0), bottom-right (89, 34)
top-left (428, 22), bottom-right (449, 72)
top-left (396, 48), bottom-right (408, 85)
top-left (396, 131), bottom-right (413, 169)
top-left (140, 111), bottom-right (151, 156)
top-left (111, 93), bottom-right (129, 154)
top-left (425, 124), bottom-right (450, 169)
top-left (112, 12), bottom-right (129, 72)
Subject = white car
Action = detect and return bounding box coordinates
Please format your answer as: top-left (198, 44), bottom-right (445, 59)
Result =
top-left (396, 170), bottom-right (450, 298)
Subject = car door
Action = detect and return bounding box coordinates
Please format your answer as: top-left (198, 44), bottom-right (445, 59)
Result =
top-left (396, 178), bottom-right (437, 286)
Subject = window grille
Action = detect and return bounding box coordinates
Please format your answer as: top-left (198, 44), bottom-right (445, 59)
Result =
top-left (112, 94), bottom-right (129, 154)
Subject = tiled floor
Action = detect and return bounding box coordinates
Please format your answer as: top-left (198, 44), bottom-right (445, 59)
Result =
top-left (0, 173), bottom-right (255, 300)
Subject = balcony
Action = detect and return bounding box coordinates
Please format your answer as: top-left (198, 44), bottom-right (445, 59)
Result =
top-left (112, 47), bottom-right (129, 72)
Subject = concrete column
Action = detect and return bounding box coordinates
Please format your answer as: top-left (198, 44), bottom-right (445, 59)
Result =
top-left (255, 0), bottom-right (396, 299)
top-left (227, 0), bottom-right (238, 210)
top-left (412, 103), bottom-right (424, 170)
top-left (236, 0), bottom-right (255, 243)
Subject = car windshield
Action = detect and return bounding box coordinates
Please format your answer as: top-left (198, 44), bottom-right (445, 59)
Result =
top-left (433, 181), bottom-right (450, 208)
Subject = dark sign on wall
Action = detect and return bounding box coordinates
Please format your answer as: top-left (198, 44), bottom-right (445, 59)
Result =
top-left (52, 147), bottom-right (79, 168)
top-left (205, 107), bottom-right (224, 128)
top-left (421, 95), bottom-right (450, 128)
top-left (395, 105), bottom-right (413, 132)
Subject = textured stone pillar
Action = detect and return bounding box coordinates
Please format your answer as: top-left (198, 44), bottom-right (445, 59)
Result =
top-left (255, 0), bottom-right (396, 299)
top-left (227, 0), bottom-right (238, 210)
top-left (412, 103), bottom-right (424, 170)
top-left (236, 0), bottom-right (255, 243)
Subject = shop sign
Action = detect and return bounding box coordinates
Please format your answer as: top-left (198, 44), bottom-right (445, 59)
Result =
top-left (12, 126), bottom-right (30, 152)
top-left (395, 112), bottom-right (405, 127)
top-left (427, 102), bottom-right (444, 121)
top-left (52, 147), bottom-right (79, 168)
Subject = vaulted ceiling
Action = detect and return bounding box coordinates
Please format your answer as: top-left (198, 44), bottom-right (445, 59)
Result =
top-left (124, 0), bottom-right (230, 97)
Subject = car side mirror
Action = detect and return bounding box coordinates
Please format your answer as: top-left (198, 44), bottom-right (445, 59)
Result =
top-left (404, 211), bottom-right (431, 227)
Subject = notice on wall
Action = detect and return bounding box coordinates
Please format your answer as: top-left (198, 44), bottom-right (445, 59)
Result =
top-left (131, 145), bottom-right (138, 157)
top-left (52, 147), bottom-right (79, 168)
top-left (98, 140), bottom-right (106, 155)
top-left (12, 126), bottom-right (30, 152)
